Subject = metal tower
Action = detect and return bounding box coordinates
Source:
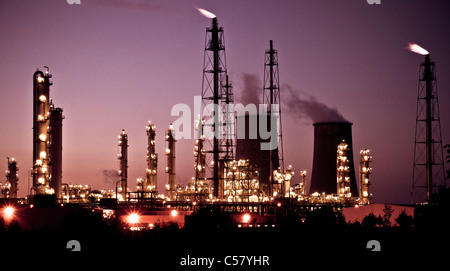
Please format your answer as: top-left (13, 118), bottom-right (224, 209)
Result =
top-left (166, 123), bottom-right (176, 200)
top-left (200, 17), bottom-right (233, 197)
top-left (412, 54), bottom-right (446, 203)
top-left (337, 140), bottom-right (351, 197)
top-left (118, 129), bottom-right (128, 201)
top-left (194, 116), bottom-right (206, 196)
top-left (146, 121), bottom-right (158, 194)
top-left (359, 149), bottom-right (372, 205)
top-left (5, 158), bottom-right (19, 198)
top-left (262, 40), bottom-right (284, 197)
top-left (32, 67), bottom-right (52, 195)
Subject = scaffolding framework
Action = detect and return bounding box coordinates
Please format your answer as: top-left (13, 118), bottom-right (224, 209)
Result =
top-left (412, 55), bottom-right (446, 203)
top-left (200, 18), bottom-right (234, 198)
top-left (262, 40), bottom-right (284, 197)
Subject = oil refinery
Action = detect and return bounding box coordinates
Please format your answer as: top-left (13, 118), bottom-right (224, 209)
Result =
top-left (0, 9), bottom-right (447, 251)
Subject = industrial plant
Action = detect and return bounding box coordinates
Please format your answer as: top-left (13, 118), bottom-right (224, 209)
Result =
top-left (0, 9), bottom-right (447, 253)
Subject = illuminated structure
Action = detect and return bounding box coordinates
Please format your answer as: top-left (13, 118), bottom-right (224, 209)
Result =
top-left (145, 121), bottom-right (158, 194)
top-left (359, 149), bottom-right (372, 204)
top-left (50, 105), bottom-right (63, 199)
top-left (32, 68), bottom-right (52, 195)
top-left (31, 67), bottom-right (65, 198)
top-left (411, 46), bottom-right (446, 203)
top-left (337, 140), bottom-right (351, 197)
top-left (263, 40), bottom-right (284, 197)
top-left (62, 184), bottom-right (91, 203)
top-left (118, 129), bottom-right (128, 201)
top-left (165, 124), bottom-right (176, 200)
top-left (3, 158), bottom-right (19, 198)
top-left (300, 170), bottom-right (307, 196)
top-left (235, 114), bottom-right (272, 196)
top-left (222, 159), bottom-right (261, 202)
top-left (273, 165), bottom-right (294, 197)
top-left (194, 117), bottom-right (206, 197)
top-left (200, 16), bottom-right (234, 197)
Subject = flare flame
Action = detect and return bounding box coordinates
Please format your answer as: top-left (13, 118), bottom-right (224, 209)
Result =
top-left (196, 8), bottom-right (216, 19)
top-left (408, 43), bottom-right (429, 55)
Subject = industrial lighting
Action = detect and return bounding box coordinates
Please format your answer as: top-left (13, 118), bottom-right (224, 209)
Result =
top-left (37, 76), bottom-right (44, 83)
top-left (39, 134), bottom-right (47, 141)
top-left (39, 95), bottom-right (47, 102)
top-left (171, 209), bottom-right (178, 217)
top-left (242, 213), bottom-right (251, 223)
top-left (2, 206), bottom-right (15, 220)
top-left (127, 212), bottom-right (140, 224)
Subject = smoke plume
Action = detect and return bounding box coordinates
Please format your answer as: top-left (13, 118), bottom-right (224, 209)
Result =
top-left (239, 73), bottom-right (261, 105)
top-left (102, 169), bottom-right (118, 185)
top-left (283, 84), bottom-right (349, 123)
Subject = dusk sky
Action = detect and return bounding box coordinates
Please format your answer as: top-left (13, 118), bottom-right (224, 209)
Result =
top-left (1, 0), bottom-right (449, 204)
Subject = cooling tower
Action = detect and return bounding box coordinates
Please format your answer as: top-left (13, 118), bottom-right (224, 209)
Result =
top-left (310, 122), bottom-right (358, 196)
top-left (236, 114), bottom-right (279, 196)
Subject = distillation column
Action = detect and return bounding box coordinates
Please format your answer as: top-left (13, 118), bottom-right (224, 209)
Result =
top-left (337, 140), bottom-right (351, 197)
top-left (32, 68), bottom-right (52, 195)
top-left (118, 129), bottom-right (128, 201)
top-left (166, 124), bottom-right (176, 200)
top-left (146, 121), bottom-right (158, 194)
top-left (359, 149), bottom-right (372, 204)
top-left (5, 158), bottom-right (19, 198)
top-left (194, 117), bottom-right (206, 195)
top-left (50, 105), bottom-right (63, 200)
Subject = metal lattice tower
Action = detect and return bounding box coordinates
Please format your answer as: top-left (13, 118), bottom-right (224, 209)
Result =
top-left (262, 40), bottom-right (284, 196)
top-left (412, 54), bottom-right (446, 203)
top-left (200, 18), bottom-right (234, 197)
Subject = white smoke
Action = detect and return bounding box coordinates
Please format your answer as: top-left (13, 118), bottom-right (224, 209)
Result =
top-left (283, 84), bottom-right (349, 123)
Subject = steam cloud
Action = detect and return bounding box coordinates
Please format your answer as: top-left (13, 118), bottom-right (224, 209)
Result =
top-left (283, 84), bottom-right (349, 123)
top-left (102, 169), bottom-right (118, 185)
top-left (239, 73), bottom-right (261, 105)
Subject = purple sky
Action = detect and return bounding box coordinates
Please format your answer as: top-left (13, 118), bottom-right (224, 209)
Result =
top-left (1, 0), bottom-right (449, 204)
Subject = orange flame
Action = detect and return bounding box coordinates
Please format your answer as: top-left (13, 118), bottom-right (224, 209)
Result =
top-left (196, 8), bottom-right (216, 19)
top-left (408, 43), bottom-right (429, 55)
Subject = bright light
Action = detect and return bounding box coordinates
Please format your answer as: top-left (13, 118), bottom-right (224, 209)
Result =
top-left (408, 43), bottom-right (429, 56)
top-left (196, 8), bottom-right (216, 19)
top-left (242, 213), bottom-right (251, 223)
top-left (171, 209), bottom-right (178, 217)
top-left (127, 213), bottom-right (140, 224)
top-left (39, 95), bottom-right (47, 102)
top-left (39, 134), bottom-right (47, 142)
top-left (3, 206), bottom-right (15, 220)
top-left (37, 76), bottom-right (44, 83)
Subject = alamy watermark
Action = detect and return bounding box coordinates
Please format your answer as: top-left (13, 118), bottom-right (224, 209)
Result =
top-left (67, 0), bottom-right (81, 4)
top-left (170, 96), bottom-right (280, 151)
